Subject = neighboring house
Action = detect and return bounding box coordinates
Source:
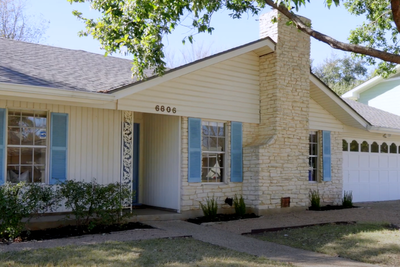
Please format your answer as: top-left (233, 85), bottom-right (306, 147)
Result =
top-left (342, 65), bottom-right (400, 116)
top-left (1, 10), bottom-right (400, 216)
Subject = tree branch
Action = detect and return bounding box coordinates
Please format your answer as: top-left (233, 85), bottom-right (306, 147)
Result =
top-left (264, 0), bottom-right (400, 64)
top-left (391, 0), bottom-right (400, 32)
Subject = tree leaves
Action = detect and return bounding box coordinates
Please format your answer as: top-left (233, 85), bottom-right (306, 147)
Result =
top-left (67, 0), bottom-right (400, 80)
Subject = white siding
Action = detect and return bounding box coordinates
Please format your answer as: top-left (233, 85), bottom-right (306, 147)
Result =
top-left (142, 113), bottom-right (180, 210)
top-left (0, 99), bottom-right (121, 184)
top-left (359, 79), bottom-right (400, 116)
top-left (118, 52), bottom-right (260, 123)
top-left (309, 98), bottom-right (344, 131)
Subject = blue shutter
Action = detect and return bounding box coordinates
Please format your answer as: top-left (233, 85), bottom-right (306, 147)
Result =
top-left (50, 113), bottom-right (68, 184)
top-left (231, 122), bottom-right (243, 182)
top-left (322, 130), bottom-right (331, 182)
top-left (188, 118), bottom-right (201, 183)
top-left (0, 109), bottom-right (5, 185)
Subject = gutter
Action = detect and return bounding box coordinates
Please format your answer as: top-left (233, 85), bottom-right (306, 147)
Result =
top-left (367, 125), bottom-right (400, 135)
top-left (0, 82), bottom-right (115, 103)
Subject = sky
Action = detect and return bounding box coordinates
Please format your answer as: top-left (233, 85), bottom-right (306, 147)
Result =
top-left (24, 0), bottom-right (366, 67)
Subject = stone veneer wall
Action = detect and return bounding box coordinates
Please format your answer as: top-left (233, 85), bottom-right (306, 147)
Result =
top-left (244, 10), bottom-right (312, 213)
top-left (180, 117), bottom-right (253, 213)
top-left (179, 10), bottom-right (343, 214)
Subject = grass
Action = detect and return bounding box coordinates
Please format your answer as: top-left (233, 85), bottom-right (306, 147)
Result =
top-left (253, 223), bottom-right (400, 266)
top-left (0, 237), bottom-right (292, 267)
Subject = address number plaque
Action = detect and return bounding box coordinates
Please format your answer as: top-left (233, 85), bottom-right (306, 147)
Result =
top-left (155, 105), bottom-right (177, 114)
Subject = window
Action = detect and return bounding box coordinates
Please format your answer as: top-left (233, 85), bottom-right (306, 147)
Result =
top-left (7, 110), bottom-right (47, 183)
top-left (342, 140), bottom-right (348, 151)
top-left (350, 140), bottom-right (359, 152)
top-left (201, 121), bottom-right (225, 183)
top-left (381, 142), bottom-right (388, 153)
top-left (391, 143), bottom-right (397, 154)
top-left (309, 132), bottom-right (318, 182)
top-left (361, 141), bottom-right (369, 152)
top-left (371, 142), bottom-right (379, 153)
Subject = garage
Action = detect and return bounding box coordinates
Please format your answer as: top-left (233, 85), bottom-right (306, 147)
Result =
top-left (343, 139), bottom-right (400, 202)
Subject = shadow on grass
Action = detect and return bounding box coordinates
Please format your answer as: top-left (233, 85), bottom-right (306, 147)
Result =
top-left (253, 223), bottom-right (400, 266)
top-left (0, 238), bottom-right (292, 267)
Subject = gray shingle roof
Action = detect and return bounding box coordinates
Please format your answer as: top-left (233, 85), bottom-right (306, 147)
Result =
top-left (0, 37), bottom-right (154, 93)
top-left (343, 98), bottom-right (400, 130)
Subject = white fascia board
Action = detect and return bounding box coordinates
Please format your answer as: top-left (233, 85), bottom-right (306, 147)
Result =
top-left (367, 126), bottom-right (400, 135)
top-left (342, 65), bottom-right (400, 99)
top-left (310, 74), bottom-right (370, 129)
top-left (112, 39), bottom-right (276, 99)
top-left (0, 82), bottom-right (115, 104)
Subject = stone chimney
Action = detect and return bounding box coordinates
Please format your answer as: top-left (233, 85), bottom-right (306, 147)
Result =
top-left (243, 10), bottom-right (311, 214)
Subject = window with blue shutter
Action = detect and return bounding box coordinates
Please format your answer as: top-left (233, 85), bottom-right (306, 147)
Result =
top-left (188, 118), bottom-right (201, 183)
top-left (0, 109), bottom-right (5, 185)
top-left (50, 113), bottom-right (68, 184)
top-left (322, 130), bottom-right (332, 182)
top-left (231, 122), bottom-right (243, 182)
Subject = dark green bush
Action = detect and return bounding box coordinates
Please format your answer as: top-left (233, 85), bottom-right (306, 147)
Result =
top-left (58, 180), bottom-right (134, 227)
top-left (0, 183), bottom-right (29, 239)
top-left (199, 196), bottom-right (218, 220)
top-left (0, 183), bottom-right (60, 239)
top-left (233, 195), bottom-right (246, 216)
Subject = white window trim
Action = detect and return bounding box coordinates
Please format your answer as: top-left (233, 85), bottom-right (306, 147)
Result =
top-left (5, 108), bottom-right (50, 184)
top-left (201, 120), bottom-right (227, 183)
top-left (309, 131), bottom-right (318, 183)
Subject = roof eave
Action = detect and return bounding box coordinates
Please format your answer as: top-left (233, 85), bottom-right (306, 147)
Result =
top-left (367, 125), bottom-right (400, 135)
top-left (309, 74), bottom-right (371, 129)
top-left (0, 82), bottom-right (116, 104)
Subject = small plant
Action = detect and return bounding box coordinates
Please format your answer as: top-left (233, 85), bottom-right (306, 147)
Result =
top-left (199, 196), bottom-right (218, 220)
top-left (309, 189), bottom-right (321, 209)
top-left (233, 195), bottom-right (246, 217)
top-left (342, 190), bottom-right (353, 208)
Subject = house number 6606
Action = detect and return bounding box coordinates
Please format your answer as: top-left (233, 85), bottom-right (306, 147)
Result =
top-left (155, 105), bottom-right (177, 114)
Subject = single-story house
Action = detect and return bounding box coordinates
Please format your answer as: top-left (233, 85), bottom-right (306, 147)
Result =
top-left (343, 65), bottom-right (400, 116)
top-left (1, 10), bottom-right (400, 216)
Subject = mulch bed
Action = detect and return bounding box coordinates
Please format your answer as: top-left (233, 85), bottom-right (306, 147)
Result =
top-left (1, 222), bottom-right (154, 244)
top-left (308, 205), bottom-right (358, 211)
top-left (187, 213), bottom-right (259, 225)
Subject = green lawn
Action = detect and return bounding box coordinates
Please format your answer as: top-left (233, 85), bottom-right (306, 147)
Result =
top-left (0, 237), bottom-right (292, 267)
top-left (253, 223), bottom-right (400, 266)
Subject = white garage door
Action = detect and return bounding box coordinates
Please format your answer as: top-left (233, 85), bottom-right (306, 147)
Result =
top-left (343, 140), bottom-right (400, 202)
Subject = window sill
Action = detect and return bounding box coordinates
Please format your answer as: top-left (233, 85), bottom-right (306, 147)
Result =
top-left (308, 181), bottom-right (318, 184)
top-left (201, 182), bottom-right (226, 186)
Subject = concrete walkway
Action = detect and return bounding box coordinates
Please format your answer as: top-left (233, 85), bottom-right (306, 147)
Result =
top-left (146, 220), bottom-right (379, 267)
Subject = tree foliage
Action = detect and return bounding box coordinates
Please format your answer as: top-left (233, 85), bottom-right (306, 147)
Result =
top-left (67, 0), bottom-right (400, 79)
top-left (312, 54), bottom-right (370, 96)
top-left (0, 0), bottom-right (48, 43)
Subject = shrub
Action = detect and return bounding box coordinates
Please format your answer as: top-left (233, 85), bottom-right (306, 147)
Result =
top-left (199, 196), bottom-right (218, 220)
top-left (0, 183), bottom-right (29, 239)
top-left (24, 183), bottom-right (61, 215)
top-left (342, 190), bottom-right (353, 208)
top-left (309, 189), bottom-right (321, 209)
top-left (58, 180), bottom-right (134, 228)
top-left (233, 195), bottom-right (246, 217)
